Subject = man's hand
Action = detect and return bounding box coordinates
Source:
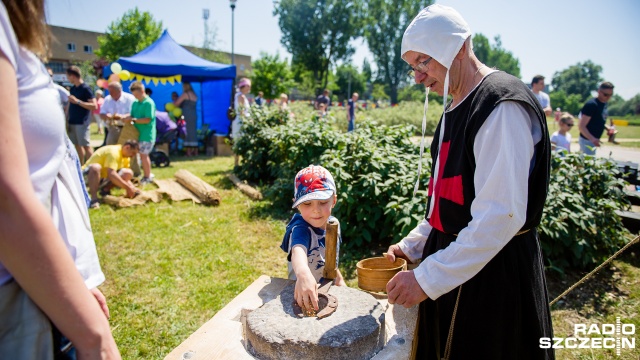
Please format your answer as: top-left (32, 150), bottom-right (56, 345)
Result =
top-left (387, 270), bottom-right (428, 308)
top-left (593, 138), bottom-right (601, 147)
top-left (69, 95), bottom-right (79, 104)
top-left (386, 244), bottom-right (411, 263)
top-left (124, 186), bottom-right (137, 199)
top-left (294, 272), bottom-right (319, 312)
top-left (90, 288), bottom-right (110, 319)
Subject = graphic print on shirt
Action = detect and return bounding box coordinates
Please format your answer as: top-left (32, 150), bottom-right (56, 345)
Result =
top-left (427, 141), bottom-right (464, 232)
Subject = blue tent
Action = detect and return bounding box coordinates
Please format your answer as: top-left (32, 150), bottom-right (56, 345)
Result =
top-left (104, 30), bottom-right (236, 135)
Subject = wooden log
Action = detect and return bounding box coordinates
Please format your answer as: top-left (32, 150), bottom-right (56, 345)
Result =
top-left (175, 169), bottom-right (221, 206)
top-left (228, 174), bottom-right (263, 200)
top-left (323, 218), bottom-right (339, 280)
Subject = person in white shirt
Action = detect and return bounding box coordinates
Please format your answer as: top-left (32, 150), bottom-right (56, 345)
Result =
top-left (550, 112), bottom-right (574, 154)
top-left (385, 5), bottom-right (553, 359)
top-left (100, 81), bottom-right (135, 145)
top-left (0, 1), bottom-right (119, 358)
top-left (532, 74), bottom-right (552, 116)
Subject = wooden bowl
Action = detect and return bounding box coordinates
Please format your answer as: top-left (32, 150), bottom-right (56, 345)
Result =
top-left (356, 257), bottom-right (407, 293)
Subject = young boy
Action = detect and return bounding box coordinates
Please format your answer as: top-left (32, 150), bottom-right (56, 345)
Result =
top-left (280, 165), bottom-right (345, 313)
top-left (551, 112), bottom-right (574, 154)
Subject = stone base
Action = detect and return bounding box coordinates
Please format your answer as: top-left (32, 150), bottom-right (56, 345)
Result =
top-left (246, 283), bottom-right (386, 360)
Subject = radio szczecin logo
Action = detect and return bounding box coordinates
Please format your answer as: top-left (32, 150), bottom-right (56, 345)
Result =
top-left (540, 317), bottom-right (635, 356)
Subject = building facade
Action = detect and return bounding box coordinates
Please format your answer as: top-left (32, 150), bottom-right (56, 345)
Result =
top-left (46, 25), bottom-right (251, 84)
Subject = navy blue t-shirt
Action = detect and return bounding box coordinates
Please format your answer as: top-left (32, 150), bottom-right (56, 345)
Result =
top-left (347, 99), bottom-right (355, 119)
top-left (68, 83), bottom-right (94, 125)
top-left (580, 98), bottom-right (607, 139)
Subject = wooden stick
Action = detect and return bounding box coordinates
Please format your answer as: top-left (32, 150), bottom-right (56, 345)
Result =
top-left (174, 169), bottom-right (221, 206)
top-left (323, 218), bottom-right (339, 280)
top-left (228, 174), bottom-right (263, 200)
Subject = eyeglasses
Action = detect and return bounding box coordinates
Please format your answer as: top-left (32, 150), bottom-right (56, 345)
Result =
top-left (600, 91), bottom-right (613, 97)
top-left (407, 57), bottom-right (433, 79)
top-left (563, 123), bottom-right (574, 127)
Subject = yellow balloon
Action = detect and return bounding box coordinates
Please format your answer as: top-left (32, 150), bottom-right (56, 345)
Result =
top-left (172, 108), bottom-right (183, 118)
top-left (110, 62), bottom-right (122, 74)
top-left (119, 70), bottom-right (130, 81)
top-left (165, 103), bottom-right (175, 112)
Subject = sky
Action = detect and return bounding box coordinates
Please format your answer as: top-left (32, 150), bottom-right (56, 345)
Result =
top-left (46, 0), bottom-right (640, 99)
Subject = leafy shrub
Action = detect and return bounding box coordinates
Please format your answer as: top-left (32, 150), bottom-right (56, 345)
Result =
top-left (539, 153), bottom-right (630, 272)
top-left (234, 107), bottom-right (431, 251)
top-left (320, 124), bottom-right (430, 249)
top-left (233, 106), bottom-right (291, 184)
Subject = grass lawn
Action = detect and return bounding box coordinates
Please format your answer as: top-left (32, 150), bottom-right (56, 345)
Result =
top-left (89, 155), bottom-right (640, 359)
top-left (91, 156), bottom-right (288, 358)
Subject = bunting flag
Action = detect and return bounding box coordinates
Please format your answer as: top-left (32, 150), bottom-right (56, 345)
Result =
top-left (125, 72), bottom-right (183, 86)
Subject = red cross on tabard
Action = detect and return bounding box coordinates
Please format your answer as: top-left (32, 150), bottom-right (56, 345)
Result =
top-left (427, 141), bottom-right (464, 232)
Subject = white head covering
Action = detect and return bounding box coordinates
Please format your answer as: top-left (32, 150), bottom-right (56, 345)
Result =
top-left (401, 4), bottom-right (471, 198)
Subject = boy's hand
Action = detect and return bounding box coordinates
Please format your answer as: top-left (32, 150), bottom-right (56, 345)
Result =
top-left (294, 272), bottom-right (319, 312)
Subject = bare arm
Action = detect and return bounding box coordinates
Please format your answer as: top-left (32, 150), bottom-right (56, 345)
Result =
top-left (70, 96), bottom-right (97, 111)
top-left (173, 93), bottom-right (187, 107)
top-left (578, 114), bottom-right (600, 146)
top-left (106, 168), bottom-right (137, 197)
top-left (543, 106), bottom-right (552, 117)
top-left (0, 55), bottom-right (119, 358)
top-left (291, 245), bottom-right (319, 311)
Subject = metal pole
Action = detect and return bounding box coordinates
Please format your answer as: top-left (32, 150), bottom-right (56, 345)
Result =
top-left (231, 4), bottom-right (235, 65)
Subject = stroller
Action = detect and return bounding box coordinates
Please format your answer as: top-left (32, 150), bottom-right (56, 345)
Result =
top-left (149, 111), bottom-right (180, 168)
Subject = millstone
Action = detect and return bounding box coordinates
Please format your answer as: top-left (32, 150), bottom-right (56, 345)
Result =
top-left (245, 283), bottom-right (386, 360)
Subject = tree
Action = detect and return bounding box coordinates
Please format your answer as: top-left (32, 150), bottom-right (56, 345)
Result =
top-left (472, 34), bottom-right (521, 78)
top-left (363, 0), bottom-right (432, 104)
top-left (274, 0), bottom-right (361, 95)
top-left (250, 52), bottom-right (294, 99)
top-left (372, 83), bottom-right (389, 101)
top-left (551, 61), bottom-right (603, 102)
top-left (549, 90), bottom-right (583, 115)
top-left (362, 58), bottom-right (373, 84)
top-left (608, 93), bottom-right (640, 116)
top-left (333, 63), bottom-right (365, 101)
top-left (96, 8), bottom-right (163, 61)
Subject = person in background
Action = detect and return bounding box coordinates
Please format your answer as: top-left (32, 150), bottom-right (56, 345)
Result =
top-left (346, 92), bottom-right (359, 132)
top-left (316, 102), bottom-right (328, 120)
top-left (174, 81), bottom-right (199, 156)
top-left (171, 91), bottom-right (179, 103)
top-left (255, 91), bottom-right (265, 107)
top-left (100, 82), bottom-right (135, 146)
top-left (578, 81), bottom-right (615, 155)
top-left (126, 81), bottom-right (156, 185)
top-left (47, 66), bottom-right (69, 113)
top-left (531, 75), bottom-right (552, 117)
top-left (232, 78), bottom-right (251, 167)
top-left (67, 65), bottom-right (97, 163)
top-left (145, 87), bottom-right (153, 97)
top-left (550, 112), bottom-right (574, 154)
top-left (315, 89), bottom-right (331, 110)
top-left (278, 93), bottom-right (289, 111)
top-left (83, 140), bottom-right (140, 208)
top-left (0, 0), bottom-right (120, 357)
top-left (94, 89), bottom-right (105, 135)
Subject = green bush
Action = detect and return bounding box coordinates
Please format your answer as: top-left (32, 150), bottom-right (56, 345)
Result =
top-left (539, 153), bottom-right (630, 272)
top-left (234, 107), bottom-right (431, 251)
top-left (233, 106), bottom-right (291, 184)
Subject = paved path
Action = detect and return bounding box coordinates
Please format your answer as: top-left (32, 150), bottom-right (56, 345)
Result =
top-left (413, 136), bottom-right (639, 163)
